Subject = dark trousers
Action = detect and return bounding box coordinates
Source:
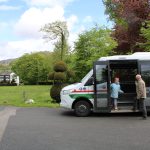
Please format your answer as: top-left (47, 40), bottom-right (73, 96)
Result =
top-left (134, 98), bottom-right (147, 118)
top-left (139, 98), bottom-right (147, 118)
top-left (134, 98), bottom-right (139, 110)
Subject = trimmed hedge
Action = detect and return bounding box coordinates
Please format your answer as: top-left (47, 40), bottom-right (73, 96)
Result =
top-left (54, 72), bottom-right (66, 80)
top-left (49, 61), bottom-right (74, 103)
top-left (50, 84), bottom-right (62, 103)
top-left (53, 61), bottom-right (67, 72)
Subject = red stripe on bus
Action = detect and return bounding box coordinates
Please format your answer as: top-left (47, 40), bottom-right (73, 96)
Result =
top-left (72, 90), bottom-right (94, 93)
top-left (72, 90), bottom-right (107, 93)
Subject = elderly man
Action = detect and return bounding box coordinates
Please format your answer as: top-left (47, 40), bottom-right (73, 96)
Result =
top-left (135, 74), bottom-right (147, 119)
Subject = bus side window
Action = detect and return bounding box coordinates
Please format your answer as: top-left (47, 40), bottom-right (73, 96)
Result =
top-left (96, 67), bottom-right (107, 84)
top-left (141, 64), bottom-right (150, 87)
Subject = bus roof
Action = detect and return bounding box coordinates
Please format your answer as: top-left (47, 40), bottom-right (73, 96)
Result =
top-left (99, 52), bottom-right (150, 61)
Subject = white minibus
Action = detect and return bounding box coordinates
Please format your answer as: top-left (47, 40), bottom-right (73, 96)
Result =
top-left (60, 52), bottom-right (150, 116)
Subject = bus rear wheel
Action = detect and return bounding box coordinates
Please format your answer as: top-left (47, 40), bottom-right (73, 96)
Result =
top-left (74, 101), bottom-right (91, 117)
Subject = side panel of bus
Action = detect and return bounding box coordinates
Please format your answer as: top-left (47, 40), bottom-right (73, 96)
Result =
top-left (93, 60), bottom-right (150, 112)
top-left (140, 61), bottom-right (150, 109)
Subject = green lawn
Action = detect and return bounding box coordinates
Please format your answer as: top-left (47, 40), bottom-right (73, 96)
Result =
top-left (0, 85), bottom-right (59, 107)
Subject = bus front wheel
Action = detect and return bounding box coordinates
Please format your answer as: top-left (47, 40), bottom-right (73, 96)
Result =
top-left (74, 101), bottom-right (91, 117)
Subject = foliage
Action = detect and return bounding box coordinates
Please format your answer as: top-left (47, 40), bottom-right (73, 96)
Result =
top-left (103, 0), bottom-right (149, 24)
top-left (48, 73), bottom-right (54, 80)
top-left (0, 64), bottom-right (11, 73)
top-left (49, 61), bottom-right (74, 103)
top-left (66, 70), bottom-right (75, 78)
top-left (53, 61), bottom-right (67, 72)
top-left (73, 26), bottom-right (117, 81)
top-left (11, 52), bottom-right (53, 85)
top-left (52, 40), bottom-right (71, 63)
top-left (50, 84), bottom-right (64, 103)
top-left (49, 61), bottom-right (66, 103)
top-left (140, 21), bottom-right (150, 51)
top-left (66, 70), bottom-right (75, 83)
top-left (54, 72), bottom-right (66, 81)
top-left (103, 0), bottom-right (150, 54)
top-left (41, 21), bottom-right (69, 60)
top-left (102, 0), bottom-right (126, 25)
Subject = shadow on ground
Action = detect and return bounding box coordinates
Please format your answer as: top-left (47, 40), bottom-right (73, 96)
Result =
top-left (60, 109), bottom-right (149, 118)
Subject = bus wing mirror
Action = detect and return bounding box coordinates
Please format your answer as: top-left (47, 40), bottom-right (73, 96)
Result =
top-left (85, 77), bottom-right (94, 86)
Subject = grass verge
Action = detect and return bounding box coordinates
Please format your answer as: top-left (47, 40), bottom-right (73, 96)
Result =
top-left (0, 85), bottom-right (59, 107)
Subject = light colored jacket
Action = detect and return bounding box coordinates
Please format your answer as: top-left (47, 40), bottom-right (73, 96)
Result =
top-left (110, 83), bottom-right (124, 98)
top-left (135, 79), bottom-right (146, 99)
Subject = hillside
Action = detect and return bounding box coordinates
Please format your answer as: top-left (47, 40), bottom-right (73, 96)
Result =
top-left (0, 59), bottom-right (15, 65)
top-left (0, 51), bottom-right (51, 65)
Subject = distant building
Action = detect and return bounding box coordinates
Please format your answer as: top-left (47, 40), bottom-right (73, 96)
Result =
top-left (0, 71), bottom-right (19, 86)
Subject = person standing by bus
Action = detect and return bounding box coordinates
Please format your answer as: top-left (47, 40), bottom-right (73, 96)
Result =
top-left (110, 77), bottom-right (124, 110)
top-left (135, 74), bottom-right (147, 119)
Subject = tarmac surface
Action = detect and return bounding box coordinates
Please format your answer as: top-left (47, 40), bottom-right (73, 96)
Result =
top-left (0, 107), bottom-right (150, 150)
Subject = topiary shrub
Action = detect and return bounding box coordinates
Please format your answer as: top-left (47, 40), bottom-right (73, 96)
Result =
top-left (53, 61), bottom-right (67, 72)
top-left (54, 72), bottom-right (66, 81)
top-left (50, 84), bottom-right (62, 103)
top-left (49, 61), bottom-right (74, 103)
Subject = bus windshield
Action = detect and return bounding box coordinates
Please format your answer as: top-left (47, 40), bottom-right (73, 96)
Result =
top-left (81, 69), bottom-right (93, 83)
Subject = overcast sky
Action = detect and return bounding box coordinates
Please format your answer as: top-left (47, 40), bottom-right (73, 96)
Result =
top-left (0, 0), bottom-right (112, 60)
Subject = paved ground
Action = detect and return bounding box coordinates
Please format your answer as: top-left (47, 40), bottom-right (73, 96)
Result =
top-left (0, 107), bottom-right (150, 150)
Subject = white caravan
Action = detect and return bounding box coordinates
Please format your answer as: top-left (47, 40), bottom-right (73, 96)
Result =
top-left (60, 52), bottom-right (150, 116)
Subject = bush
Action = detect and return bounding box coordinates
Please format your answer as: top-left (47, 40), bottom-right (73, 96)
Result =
top-left (54, 72), bottom-right (66, 81)
top-left (50, 83), bottom-right (68, 103)
top-left (49, 61), bottom-right (73, 103)
top-left (50, 84), bottom-right (62, 103)
top-left (53, 61), bottom-right (67, 72)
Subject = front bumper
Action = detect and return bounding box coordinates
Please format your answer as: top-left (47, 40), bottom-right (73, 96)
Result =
top-left (60, 94), bottom-right (74, 109)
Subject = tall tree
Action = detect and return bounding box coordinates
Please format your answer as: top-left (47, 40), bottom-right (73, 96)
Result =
top-left (140, 21), bottom-right (150, 51)
top-left (103, 0), bottom-right (150, 54)
top-left (40, 21), bottom-right (69, 60)
top-left (73, 26), bottom-right (117, 81)
top-left (52, 40), bottom-right (70, 63)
